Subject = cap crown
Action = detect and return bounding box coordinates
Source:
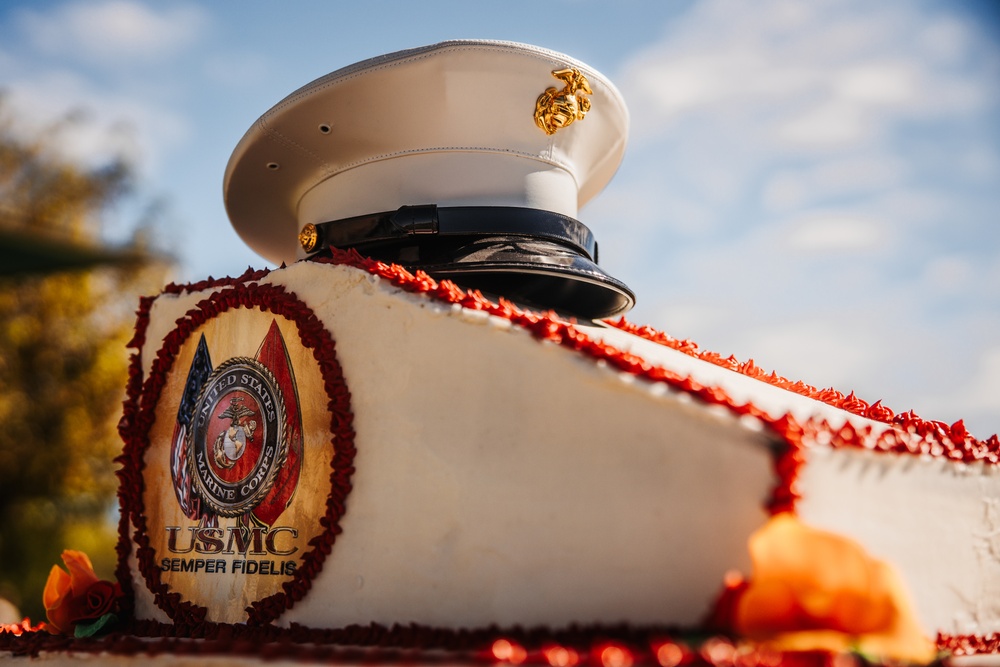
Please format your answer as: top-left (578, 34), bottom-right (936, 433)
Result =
top-left (224, 40), bottom-right (629, 264)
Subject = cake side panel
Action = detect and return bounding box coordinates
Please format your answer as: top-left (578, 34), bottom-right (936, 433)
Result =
top-left (796, 446), bottom-right (1000, 638)
top-left (265, 262), bottom-right (778, 630)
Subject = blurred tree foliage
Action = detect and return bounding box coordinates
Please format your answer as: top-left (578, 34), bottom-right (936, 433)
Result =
top-left (0, 101), bottom-right (169, 621)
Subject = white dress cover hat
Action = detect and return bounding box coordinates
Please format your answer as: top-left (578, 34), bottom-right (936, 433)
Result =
top-left (224, 40), bottom-right (634, 318)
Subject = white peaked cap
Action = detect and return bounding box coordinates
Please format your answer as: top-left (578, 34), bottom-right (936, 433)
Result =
top-left (223, 40), bottom-right (630, 265)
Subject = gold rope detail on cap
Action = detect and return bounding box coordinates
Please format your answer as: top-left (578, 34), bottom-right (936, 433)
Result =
top-left (299, 223), bottom-right (319, 253)
top-left (534, 68), bottom-right (593, 136)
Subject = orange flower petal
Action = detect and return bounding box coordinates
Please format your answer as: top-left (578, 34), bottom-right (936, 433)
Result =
top-left (757, 630), bottom-right (853, 655)
top-left (749, 515), bottom-right (870, 599)
top-left (733, 514), bottom-right (936, 663)
top-left (736, 578), bottom-right (800, 635)
top-left (61, 550), bottom-right (99, 596)
top-left (853, 562), bottom-right (936, 664)
top-left (827, 584), bottom-right (893, 635)
top-left (45, 605), bottom-right (74, 636)
top-left (42, 564), bottom-right (70, 611)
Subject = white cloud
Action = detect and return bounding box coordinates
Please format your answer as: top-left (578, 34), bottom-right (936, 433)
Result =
top-left (775, 102), bottom-right (871, 148)
top-left (17, 1), bottom-right (207, 65)
top-left (595, 0), bottom-right (1000, 436)
top-left (958, 146), bottom-right (1000, 183)
top-left (919, 346), bottom-right (1000, 437)
top-left (0, 1), bottom-right (204, 172)
top-left (621, 0), bottom-right (997, 145)
top-left (958, 347), bottom-right (1000, 415)
top-left (918, 16), bottom-right (973, 64)
top-left (865, 188), bottom-right (950, 229)
top-left (202, 53), bottom-right (273, 88)
top-left (3, 69), bottom-right (190, 172)
top-left (921, 255), bottom-right (975, 296)
top-left (785, 212), bottom-right (886, 252)
top-left (762, 155), bottom-right (907, 212)
top-left (743, 319), bottom-right (882, 390)
top-left (833, 62), bottom-right (919, 106)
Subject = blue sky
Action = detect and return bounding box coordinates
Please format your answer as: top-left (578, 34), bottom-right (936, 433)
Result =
top-left (1, 0), bottom-right (998, 438)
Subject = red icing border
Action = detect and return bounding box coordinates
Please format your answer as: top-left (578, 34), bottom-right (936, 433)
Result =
top-left (2, 621), bottom-right (943, 666)
top-left (604, 319), bottom-right (999, 453)
top-left (3, 620), bottom-right (994, 661)
top-left (115, 277), bottom-right (355, 627)
top-left (938, 632), bottom-right (1000, 657)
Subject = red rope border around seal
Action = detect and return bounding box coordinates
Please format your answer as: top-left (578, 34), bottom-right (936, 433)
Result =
top-left (115, 278), bottom-right (356, 627)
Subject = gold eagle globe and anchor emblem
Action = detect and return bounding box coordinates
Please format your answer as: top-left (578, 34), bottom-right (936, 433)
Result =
top-left (534, 68), bottom-right (593, 135)
top-left (212, 395), bottom-right (257, 470)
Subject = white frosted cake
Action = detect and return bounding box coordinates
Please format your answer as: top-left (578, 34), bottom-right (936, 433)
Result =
top-left (114, 249), bottom-right (1000, 661)
top-left (8, 39), bottom-right (994, 665)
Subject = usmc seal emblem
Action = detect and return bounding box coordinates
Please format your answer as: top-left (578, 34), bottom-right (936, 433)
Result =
top-left (169, 319), bottom-right (304, 528)
top-left (187, 358), bottom-right (288, 517)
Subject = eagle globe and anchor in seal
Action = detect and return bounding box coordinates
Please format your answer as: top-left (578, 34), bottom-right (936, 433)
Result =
top-left (186, 356), bottom-right (289, 517)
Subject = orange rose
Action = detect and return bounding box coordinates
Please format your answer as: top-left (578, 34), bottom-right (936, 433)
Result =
top-left (733, 514), bottom-right (935, 664)
top-left (43, 550), bottom-right (120, 635)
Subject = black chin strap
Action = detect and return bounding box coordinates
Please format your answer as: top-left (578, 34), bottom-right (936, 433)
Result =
top-left (299, 205), bottom-right (598, 263)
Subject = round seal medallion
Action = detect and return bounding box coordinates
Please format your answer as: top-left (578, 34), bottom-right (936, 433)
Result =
top-left (187, 357), bottom-right (288, 517)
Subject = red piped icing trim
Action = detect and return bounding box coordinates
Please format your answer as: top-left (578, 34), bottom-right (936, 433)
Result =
top-left (938, 632), bottom-right (1000, 657)
top-left (161, 266), bottom-right (273, 296)
top-left (115, 293), bottom-right (158, 620)
top-left (604, 319), bottom-right (999, 450)
top-left (306, 249), bottom-right (998, 469)
top-left (115, 278), bottom-right (355, 627)
top-left (0, 621), bottom-right (953, 664)
top-left (766, 416), bottom-right (806, 515)
top-left (0, 619), bottom-right (45, 636)
top-left (777, 417), bottom-right (1000, 466)
top-left (2, 618), bottom-right (992, 659)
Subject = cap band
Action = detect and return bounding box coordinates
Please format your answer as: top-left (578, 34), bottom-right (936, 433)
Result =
top-left (302, 206), bottom-right (598, 262)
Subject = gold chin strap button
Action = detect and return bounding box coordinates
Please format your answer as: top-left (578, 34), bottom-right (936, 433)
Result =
top-left (534, 68), bottom-right (593, 136)
top-left (298, 223), bottom-right (319, 253)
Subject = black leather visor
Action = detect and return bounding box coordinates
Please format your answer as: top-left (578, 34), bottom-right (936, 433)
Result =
top-left (306, 205), bottom-right (635, 320)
